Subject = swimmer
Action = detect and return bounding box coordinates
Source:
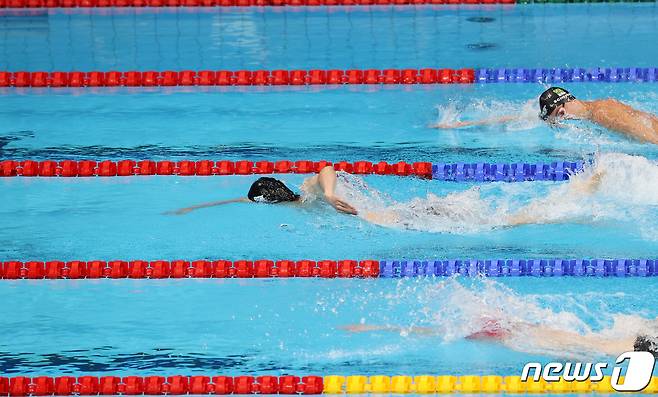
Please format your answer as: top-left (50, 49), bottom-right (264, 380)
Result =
top-left (168, 165), bottom-right (605, 230)
top-left (432, 87), bottom-right (658, 144)
top-left (341, 318), bottom-right (658, 358)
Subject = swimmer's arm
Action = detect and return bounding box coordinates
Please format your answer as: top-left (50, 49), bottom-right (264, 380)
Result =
top-left (340, 324), bottom-right (438, 335)
top-left (505, 170), bottom-right (605, 226)
top-left (588, 99), bottom-right (658, 144)
top-left (165, 198), bottom-right (250, 215)
top-left (519, 325), bottom-right (635, 356)
top-left (317, 166), bottom-right (358, 215)
top-left (362, 210), bottom-right (400, 226)
top-left (430, 115), bottom-right (520, 129)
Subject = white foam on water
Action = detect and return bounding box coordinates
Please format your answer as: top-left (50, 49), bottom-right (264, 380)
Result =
top-left (333, 153), bottom-right (658, 239)
top-left (552, 121), bottom-right (620, 146)
top-left (292, 343), bottom-right (403, 362)
top-left (434, 101), bottom-right (461, 126)
top-left (377, 277), bottom-right (658, 359)
top-left (433, 99), bottom-right (541, 132)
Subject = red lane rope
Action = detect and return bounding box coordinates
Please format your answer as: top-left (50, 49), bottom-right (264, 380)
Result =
top-left (0, 260), bottom-right (381, 279)
top-left (0, 69), bottom-right (475, 87)
top-left (0, 375), bottom-right (324, 396)
top-left (1, 0), bottom-right (513, 7)
top-left (0, 160), bottom-right (433, 178)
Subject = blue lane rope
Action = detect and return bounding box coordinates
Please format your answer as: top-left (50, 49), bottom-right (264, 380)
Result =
top-left (475, 67), bottom-right (658, 83)
top-left (379, 259), bottom-right (658, 277)
top-left (432, 161), bottom-right (585, 182)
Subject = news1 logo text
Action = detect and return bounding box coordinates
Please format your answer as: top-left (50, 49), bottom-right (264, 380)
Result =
top-left (522, 352), bottom-right (656, 392)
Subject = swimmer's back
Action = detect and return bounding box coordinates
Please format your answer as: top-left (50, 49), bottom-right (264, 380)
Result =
top-left (588, 99), bottom-right (658, 144)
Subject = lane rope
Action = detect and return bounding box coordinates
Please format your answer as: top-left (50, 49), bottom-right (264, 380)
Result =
top-left (1, 0), bottom-right (656, 8)
top-left (475, 67), bottom-right (658, 83)
top-left (0, 68), bottom-right (656, 87)
top-left (1, 259), bottom-right (656, 279)
top-left (0, 69), bottom-right (475, 86)
top-left (2, 0), bottom-right (515, 7)
top-left (2, 375), bottom-right (657, 395)
top-left (0, 160), bottom-right (585, 181)
top-left (0, 376), bottom-right (324, 396)
top-left (322, 375), bottom-right (658, 394)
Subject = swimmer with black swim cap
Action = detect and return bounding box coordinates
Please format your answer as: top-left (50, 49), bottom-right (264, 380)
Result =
top-left (170, 161), bottom-right (608, 230)
top-left (432, 86), bottom-right (658, 144)
top-left (538, 86), bottom-right (576, 122)
top-left (247, 177), bottom-right (300, 203)
top-left (169, 166), bottom-right (358, 215)
top-left (343, 317), bottom-right (658, 358)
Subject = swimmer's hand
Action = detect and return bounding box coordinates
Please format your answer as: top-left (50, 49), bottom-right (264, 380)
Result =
top-left (325, 195), bottom-right (358, 215)
top-left (164, 208), bottom-right (194, 215)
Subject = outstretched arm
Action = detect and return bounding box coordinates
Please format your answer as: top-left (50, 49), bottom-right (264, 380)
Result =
top-left (505, 324), bottom-right (634, 357)
top-left (317, 166), bottom-right (358, 215)
top-left (431, 115), bottom-right (519, 129)
top-left (165, 197), bottom-right (250, 215)
top-left (340, 324), bottom-right (438, 335)
top-left (505, 169), bottom-right (605, 226)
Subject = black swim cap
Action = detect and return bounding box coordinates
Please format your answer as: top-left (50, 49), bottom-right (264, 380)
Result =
top-left (247, 177), bottom-right (300, 203)
top-left (539, 87), bottom-right (576, 120)
top-left (634, 335), bottom-right (658, 358)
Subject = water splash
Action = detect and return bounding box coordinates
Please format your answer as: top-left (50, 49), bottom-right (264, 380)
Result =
top-left (432, 97), bottom-right (653, 149)
top-left (334, 153), bottom-right (658, 237)
top-left (433, 99), bottom-right (542, 132)
top-left (367, 277), bottom-right (658, 358)
top-left (409, 278), bottom-right (593, 341)
top-left (434, 101), bottom-right (461, 128)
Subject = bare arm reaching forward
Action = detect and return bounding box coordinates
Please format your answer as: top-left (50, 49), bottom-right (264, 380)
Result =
top-left (165, 198), bottom-right (250, 215)
top-left (340, 324), bottom-right (439, 335)
top-left (430, 115), bottom-right (519, 129)
top-left (340, 322), bottom-right (635, 356)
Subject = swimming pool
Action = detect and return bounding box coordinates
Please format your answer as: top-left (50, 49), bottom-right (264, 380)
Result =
top-left (2, 4), bottom-right (658, 71)
top-left (2, 277), bottom-right (658, 376)
top-left (2, 2), bottom-right (658, 395)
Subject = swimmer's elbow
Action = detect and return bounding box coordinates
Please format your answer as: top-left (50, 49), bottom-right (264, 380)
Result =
top-left (318, 165), bottom-right (335, 174)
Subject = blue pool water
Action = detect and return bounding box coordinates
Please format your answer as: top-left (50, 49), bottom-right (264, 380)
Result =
top-left (2, 2), bottom-right (658, 391)
top-left (2, 277), bottom-right (658, 375)
top-left (1, 4), bottom-right (658, 71)
top-left (2, 154), bottom-right (658, 261)
top-left (2, 84), bottom-right (658, 163)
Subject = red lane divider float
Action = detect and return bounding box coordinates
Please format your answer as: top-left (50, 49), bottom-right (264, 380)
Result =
top-left (0, 69), bottom-right (475, 87)
top-left (0, 160), bottom-right (434, 178)
top-left (0, 375), bottom-right (324, 396)
top-left (0, 0), bottom-right (514, 7)
top-left (0, 259), bottom-right (381, 279)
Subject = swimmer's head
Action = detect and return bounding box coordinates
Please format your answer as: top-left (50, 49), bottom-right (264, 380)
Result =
top-left (634, 335), bottom-right (658, 358)
top-left (247, 177), bottom-right (300, 204)
top-left (539, 87), bottom-right (576, 121)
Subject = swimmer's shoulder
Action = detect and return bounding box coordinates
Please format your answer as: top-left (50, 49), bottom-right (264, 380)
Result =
top-left (590, 98), bottom-right (630, 113)
top-left (587, 98), bottom-right (635, 122)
